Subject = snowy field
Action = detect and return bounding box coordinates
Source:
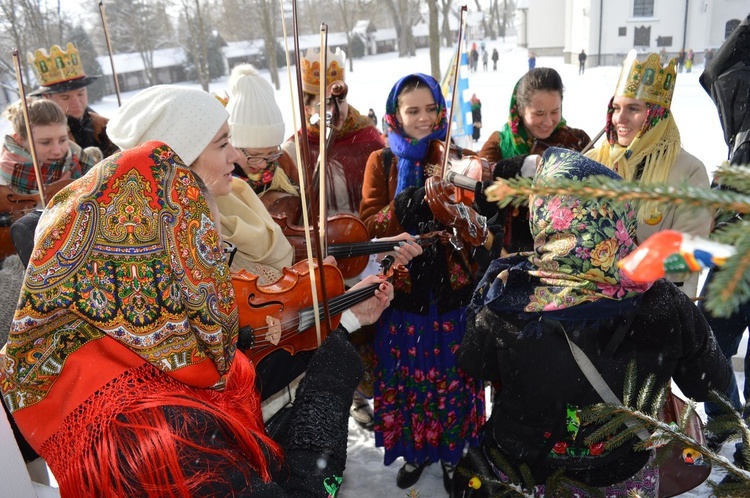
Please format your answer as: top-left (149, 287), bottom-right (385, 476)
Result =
top-left (4, 37), bottom-right (747, 496)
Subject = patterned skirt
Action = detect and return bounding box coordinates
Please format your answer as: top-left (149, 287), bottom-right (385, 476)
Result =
top-left (373, 303), bottom-right (485, 467)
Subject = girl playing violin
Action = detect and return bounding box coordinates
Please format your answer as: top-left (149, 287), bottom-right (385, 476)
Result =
top-left (1, 84), bottom-right (396, 497)
top-left (360, 73), bottom-right (485, 493)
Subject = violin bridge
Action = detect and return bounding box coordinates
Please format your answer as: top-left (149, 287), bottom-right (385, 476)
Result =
top-left (265, 316), bottom-right (282, 346)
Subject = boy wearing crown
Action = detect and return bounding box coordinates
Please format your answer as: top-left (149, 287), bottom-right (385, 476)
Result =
top-left (281, 48), bottom-right (385, 430)
top-left (282, 47), bottom-right (384, 218)
top-left (29, 43), bottom-right (119, 160)
top-left (586, 51), bottom-right (711, 298)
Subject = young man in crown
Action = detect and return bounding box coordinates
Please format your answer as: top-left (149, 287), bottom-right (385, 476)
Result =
top-left (586, 51), bottom-right (711, 298)
top-left (281, 48), bottom-right (385, 430)
top-left (29, 43), bottom-right (119, 160)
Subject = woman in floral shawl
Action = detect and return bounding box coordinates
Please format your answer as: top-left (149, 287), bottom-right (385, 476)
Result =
top-left (1, 86), bottom-right (394, 497)
top-left (360, 73), bottom-right (485, 492)
top-left (456, 148), bottom-right (731, 496)
top-left (476, 68), bottom-right (590, 254)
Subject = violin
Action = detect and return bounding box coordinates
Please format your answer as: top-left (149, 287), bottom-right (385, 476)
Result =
top-left (233, 256), bottom-right (402, 364)
top-left (0, 179), bottom-right (71, 259)
top-left (425, 176), bottom-right (489, 248)
top-left (423, 140), bottom-right (491, 204)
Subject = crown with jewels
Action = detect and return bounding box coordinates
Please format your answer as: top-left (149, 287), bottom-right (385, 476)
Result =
top-left (301, 47), bottom-right (346, 95)
top-left (27, 42), bottom-right (88, 87)
top-left (614, 50), bottom-right (677, 108)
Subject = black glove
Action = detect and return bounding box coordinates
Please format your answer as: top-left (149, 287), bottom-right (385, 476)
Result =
top-left (394, 186), bottom-right (432, 232)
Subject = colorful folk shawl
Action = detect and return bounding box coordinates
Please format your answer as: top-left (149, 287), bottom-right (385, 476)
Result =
top-left (1, 141), bottom-right (282, 496)
top-left (498, 79), bottom-right (568, 159)
top-left (479, 148), bottom-right (652, 313)
top-left (2, 141), bottom-right (239, 415)
top-left (383, 73), bottom-right (448, 195)
top-left (0, 134), bottom-right (95, 194)
top-left (585, 99), bottom-right (681, 222)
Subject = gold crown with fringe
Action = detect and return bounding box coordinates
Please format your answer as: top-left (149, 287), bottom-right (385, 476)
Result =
top-left (614, 50), bottom-right (677, 108)
top-left (301, 47), bottom-right (346, 95)
top-left (27, 42), bottom-right (87, 87)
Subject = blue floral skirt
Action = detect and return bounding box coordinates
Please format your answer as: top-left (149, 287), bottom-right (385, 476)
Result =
top-left (372, 303), bottom-right (485, 467)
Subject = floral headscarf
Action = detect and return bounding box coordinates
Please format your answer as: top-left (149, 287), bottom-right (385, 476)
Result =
top-left (498, 77), bottom-right (568, 159)
top-left (384, 73), bottom-right (448, 194)
top-left (474, 148), bottom-right (651, 315)
top-left (3, 141), bottom-right (238, 411)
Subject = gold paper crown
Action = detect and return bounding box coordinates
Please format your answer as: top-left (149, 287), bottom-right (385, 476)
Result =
top-left (301, 47), bottom-right (346, 95)
top-left (27, 42), bottom-right (87, 87)
top-left (614, 50), bottom-right (677, 108)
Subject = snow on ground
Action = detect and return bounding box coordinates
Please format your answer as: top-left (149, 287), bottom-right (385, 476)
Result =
top-left (4, 37), bottom-right (747, 496)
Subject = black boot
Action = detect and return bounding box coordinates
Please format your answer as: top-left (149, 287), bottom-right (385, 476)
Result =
top-left (441, 461), bottom-right (455, 496)
top-left (396, 460), bottom-right (429, 489)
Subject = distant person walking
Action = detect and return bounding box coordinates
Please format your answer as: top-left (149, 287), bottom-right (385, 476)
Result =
top-left (528, 51), bottom-right (536, 70)
top-left (482, 49), bottom-right (489, 71)
top-left (578, 49), bottom-right (587, 75)
top-left (470, 93), bottom-right (482, 142)
top-left (470, 44), bottom-right (479, 72)
top-left (686, 48), bottom-right (694, 72)
top-left (491, 48), bottom-right (499, 70)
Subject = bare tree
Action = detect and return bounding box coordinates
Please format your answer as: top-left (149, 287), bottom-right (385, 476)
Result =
top-left (382, 0), bottom-right (417, 57)
top-left (427, 0), bottom-right (440, 80)
top-left (180, 0), bottom-right (211, 91)
top-left (440, 0), bottom-right (453, 47)
top-left (253, 0), bottom-right (281, 89)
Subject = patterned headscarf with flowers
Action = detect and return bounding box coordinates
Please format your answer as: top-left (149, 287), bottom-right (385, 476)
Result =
top-left (498, 77), bottom-right (568, 159)
top-left (384, 73), bottom-right (448, 194)
top-left (474, 148), bottom-right (652, 316)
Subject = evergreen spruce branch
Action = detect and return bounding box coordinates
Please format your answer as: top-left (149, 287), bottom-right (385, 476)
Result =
top-left (712, 163), bottom-right (750, 192)
top-left (545, 473), bottom-right (604, 498)
top-left (704, 231), bottom-right (750, 317)
top-left (622, 361), bottom-right (638, 408)
top-left (710, 219), bottom-right (747, 245)
top-left (635, 374), bottom-right (657, 412)
top-left (485, 176), bottom-right (750, 215)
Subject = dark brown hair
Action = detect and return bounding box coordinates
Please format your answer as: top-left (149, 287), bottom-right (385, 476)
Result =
top-left (515, 68), bottom-right (564, 112)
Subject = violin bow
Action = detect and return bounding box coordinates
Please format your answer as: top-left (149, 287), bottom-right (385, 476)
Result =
top-left (318, 24), bottom-right (329, 259)
top-left (582, 126), bottom-right (606, 153)
top-left (441, 5), bottom-right (467, 178)
top-left (12, 49), bottom-right (47, 206)
top-left (281, 0), bottom-right (333, 341)
top-left (98, 2), bottom-right (122, 107)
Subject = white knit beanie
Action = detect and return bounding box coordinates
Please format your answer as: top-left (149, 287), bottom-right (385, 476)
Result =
top-left (226, 64), bottom-right (285, 148)
top-left (108, 85), bottom-right (229, 166)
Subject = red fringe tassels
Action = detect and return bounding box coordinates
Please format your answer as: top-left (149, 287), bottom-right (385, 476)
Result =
top-left (41, 353), bottom-right (281, 497)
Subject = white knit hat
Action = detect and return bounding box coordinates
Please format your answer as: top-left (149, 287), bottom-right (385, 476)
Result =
top-left (226, 64), bottom-right (285, 148)
top-left (108, 85), bottom-right (229, 166)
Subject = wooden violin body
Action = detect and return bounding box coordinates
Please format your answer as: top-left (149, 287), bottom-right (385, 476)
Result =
top-left (425, 176), bottom-right (489, 247)
top-left (232, 260), bottom-right (345, 364)
top-left (259, 189), bottom-right (302, 223)
top-left (423, 140), bottom-right (491, 204)
top-left (273, 212), bottom-right (371, 279)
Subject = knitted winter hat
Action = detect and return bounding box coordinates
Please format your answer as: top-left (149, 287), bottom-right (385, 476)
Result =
top-left (108, 85), bottom-right (229, 166)
top-left (226, 64), bottom-right (285, 148)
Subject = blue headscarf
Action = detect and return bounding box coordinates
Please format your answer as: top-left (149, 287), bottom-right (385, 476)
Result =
top-left (384, 73), bottom-right (448, 194)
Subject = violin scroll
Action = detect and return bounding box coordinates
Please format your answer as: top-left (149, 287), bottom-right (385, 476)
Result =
top-left (424, 176), bottom-right (489, 248)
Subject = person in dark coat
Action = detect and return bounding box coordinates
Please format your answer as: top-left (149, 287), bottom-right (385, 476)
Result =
top-left (578, 49), bottom-right (587, 74)
top-left (470, 93), bottom-right (482, 142)
top-left (491, 48), bottom-right (499, 70)
top-left (698, 12), bottom-right (750, 453)
top-left (455, 148), bottom-right (732, 496)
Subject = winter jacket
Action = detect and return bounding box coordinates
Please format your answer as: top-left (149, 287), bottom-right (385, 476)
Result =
top-left (458, 276), bottom-right (732, 486)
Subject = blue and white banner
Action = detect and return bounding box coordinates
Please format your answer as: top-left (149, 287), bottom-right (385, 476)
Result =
top-left (441, 49), bottom-right (472, 138)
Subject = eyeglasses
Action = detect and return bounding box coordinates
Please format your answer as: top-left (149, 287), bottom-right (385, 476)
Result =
top-left (223, 240), bottom-right (238, 267)
top-left (242, 149), bottom-right (283, 166)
